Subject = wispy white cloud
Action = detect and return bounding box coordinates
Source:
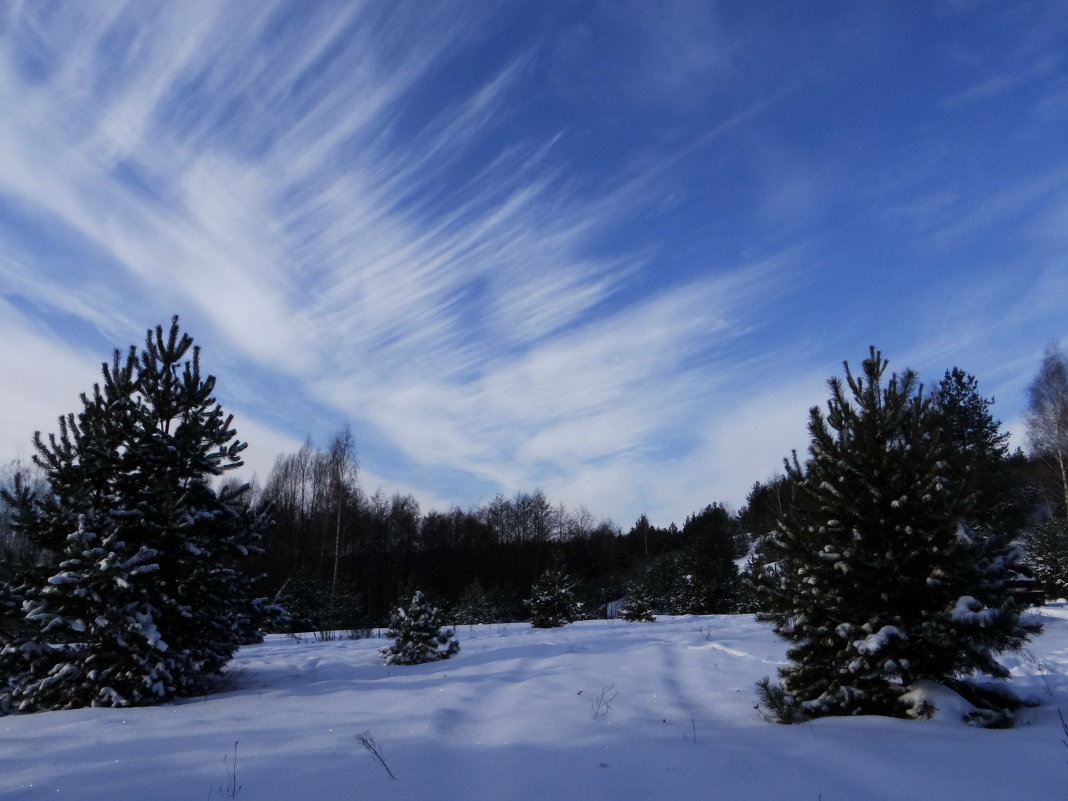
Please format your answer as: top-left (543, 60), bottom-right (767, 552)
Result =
top-left (925, 169), bottom-right (1068, 252)
top-left (2, 3), bottom-right (783, 516)
top-left (320, 251), bottom-right (805, 520)
top-left (2, 1), bottom-right (1066, 525)
top-left (0, 298), bottom-right (102, 462)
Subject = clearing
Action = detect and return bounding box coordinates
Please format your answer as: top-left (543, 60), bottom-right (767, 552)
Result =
top-left (2, 608), bottom-right (1066, 800)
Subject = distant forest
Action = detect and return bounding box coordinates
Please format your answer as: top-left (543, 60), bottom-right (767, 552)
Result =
top-left (236, 426), bottom-right (751, 626)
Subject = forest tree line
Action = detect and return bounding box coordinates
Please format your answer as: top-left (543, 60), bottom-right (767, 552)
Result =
top-left (242, 430), bottom-right (748, 627)
top-left (2, 344), bottom-right (1068, 635)
top-left (248, 347), bottom-right (1068, 629)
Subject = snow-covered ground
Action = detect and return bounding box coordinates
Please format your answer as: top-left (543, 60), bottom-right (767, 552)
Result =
top-left (3, 608), bottom-right (1066, 800)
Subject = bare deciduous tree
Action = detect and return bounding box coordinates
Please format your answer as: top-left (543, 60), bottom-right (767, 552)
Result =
top-left (323, 427), bottom-right (358, 601)
top-left (1026, 344), bottom-right (1068, 517)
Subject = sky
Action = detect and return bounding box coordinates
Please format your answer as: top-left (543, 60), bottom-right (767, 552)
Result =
top-left (0, 1), bottom-right (1066, 528)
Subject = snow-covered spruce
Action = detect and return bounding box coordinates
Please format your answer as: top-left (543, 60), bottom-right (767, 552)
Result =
top-left (525, 567), bottom-right (580, 628)
top-left (752, 348), bottom-right (1040, 723)
top-left (380, 591), bottom-right (460, 665)
top-left (0, 318), bottom-right (271, 712)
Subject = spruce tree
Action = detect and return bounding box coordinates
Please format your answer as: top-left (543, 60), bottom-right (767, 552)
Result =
top-left (620, 579), bottom-right (655, 622)
top-left (380, 590), bottom-right (459, 665)
top-left (754, 348), bottom-right (1039, 723)
top-left (0, 318), bottom-right (270, 712)
top-left (526, 567), bottom-right (579, 628)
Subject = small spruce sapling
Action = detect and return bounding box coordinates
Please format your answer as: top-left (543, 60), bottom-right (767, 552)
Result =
top-left (380, 590), bottom-right (459, 665)
top-left (454, 579), bottom-right (497, 626)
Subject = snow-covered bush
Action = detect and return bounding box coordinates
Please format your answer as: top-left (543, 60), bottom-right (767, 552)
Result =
top-left (272, 575), bottom-right (363, 638)
top-left (380, 591), bottom-right (460, 665)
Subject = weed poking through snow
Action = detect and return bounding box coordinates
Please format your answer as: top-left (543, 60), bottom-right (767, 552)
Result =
top-left (357, 731), bottom-right (397, 780)
top-left (207, 741), bottom-right (241, 800)
top-left (1022, 649), bottom-right (1053, 697)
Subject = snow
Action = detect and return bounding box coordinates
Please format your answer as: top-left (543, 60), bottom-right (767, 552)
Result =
top-left (951, 596), bottom-right (1000, 627)
top-left (132, 611), bottom-right (167, 651)
top-left (900, 680), bottom-right (985, 723)
top-left (853, 625), bottom-right (906, 654)
top-left (3, 609), bottom-right (1068, 800)
top-left (46, 571), bottom-right (81, 585)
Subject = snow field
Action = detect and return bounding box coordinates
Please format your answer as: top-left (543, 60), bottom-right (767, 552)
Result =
top-left (2, 609), bottom-right (1067, 800)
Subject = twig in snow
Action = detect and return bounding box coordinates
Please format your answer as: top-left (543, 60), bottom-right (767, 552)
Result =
top-left (591, 684), bottom-right (618, 719)
top-left (1059, 708), bottom-right (1068, 761)
top-left (356, 731), bottom-right (397, 780)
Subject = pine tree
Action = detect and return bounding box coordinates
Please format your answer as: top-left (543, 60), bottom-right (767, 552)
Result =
top-left (754, 348), bottom-right (1039, 723)
top-left (639, 552), bottom-right (685, 614)
top-left (526, 567), bottom-right (579, 628)
top-left (672, 504), bottom-right (739, 614)
top-left (932, 367), bottom-right (1025, 534)
top-left (0, 318), bottom-right (270, 712)
top-left (380, 590), bottom-right (459, 665)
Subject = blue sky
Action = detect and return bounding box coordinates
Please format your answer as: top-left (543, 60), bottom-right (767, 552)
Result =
top-left (1, 1), bottom-right (1066, 527)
